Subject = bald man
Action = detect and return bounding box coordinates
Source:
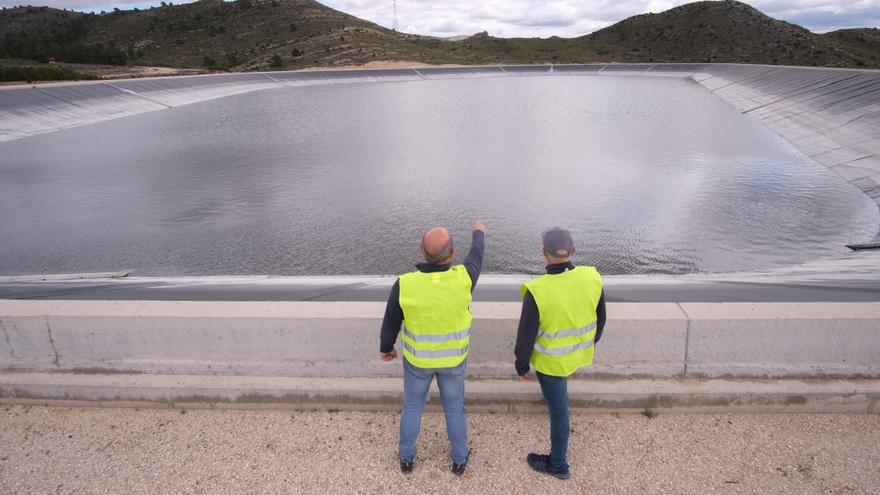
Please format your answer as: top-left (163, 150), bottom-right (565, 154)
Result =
top-left (380, 220), bottom-right (486, 476)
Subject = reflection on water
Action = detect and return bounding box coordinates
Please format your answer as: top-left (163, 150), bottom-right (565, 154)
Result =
top-left (0, 76), bottom-right (876, 276)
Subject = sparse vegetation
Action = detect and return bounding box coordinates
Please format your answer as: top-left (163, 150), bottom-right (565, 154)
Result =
top-left (823, 28), bottom-right (880, 64)
top-left (0, 35), bottom-right (130, 65)
top-left (0, 64), bottom-right (98, 82)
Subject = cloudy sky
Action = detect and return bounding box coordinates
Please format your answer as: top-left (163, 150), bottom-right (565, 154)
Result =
top-left (2, 0), bottom-right (878, 37)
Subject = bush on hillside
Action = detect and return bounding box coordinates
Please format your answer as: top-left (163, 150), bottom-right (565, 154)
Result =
top-left (0, 65), bottom-right (98, 82)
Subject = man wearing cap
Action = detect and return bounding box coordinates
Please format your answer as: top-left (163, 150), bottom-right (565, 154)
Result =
top-left (514, 227), bottom-right (606, 480)
top-left (380, 220), bottom-right (486, 476)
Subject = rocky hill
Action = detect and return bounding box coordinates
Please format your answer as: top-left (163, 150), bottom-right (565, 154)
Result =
top-left (0, 0), bottom-right (451, 69)
top-left (461, 1), bottom-right (877, 68)
top-left (0, 0), bottom-right (876, 73)
top-left (823, 28), bottom-right (880, 65)
top-left (579, 1), bottom-right (873, 67)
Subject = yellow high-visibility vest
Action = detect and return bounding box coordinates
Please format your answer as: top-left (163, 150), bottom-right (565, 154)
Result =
top-left (399, 265), bottom-right (472, 368)
top-left (521, 266), bottom-right (603, 377)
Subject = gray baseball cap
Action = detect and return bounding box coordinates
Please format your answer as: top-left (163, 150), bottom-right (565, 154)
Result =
top-left (542, 227), bottom-right (574, 258)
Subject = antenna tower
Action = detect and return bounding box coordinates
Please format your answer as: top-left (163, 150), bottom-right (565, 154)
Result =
top-left (393, 0), bottom-right (398, 32)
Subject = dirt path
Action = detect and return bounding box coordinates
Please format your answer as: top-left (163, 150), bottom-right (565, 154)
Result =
top-left (1, 405), bottom-right (878, 494)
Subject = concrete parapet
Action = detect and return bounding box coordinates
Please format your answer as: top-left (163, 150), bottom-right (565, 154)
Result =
top-left (682, 302), bottom-right (880, 378)
top-left (0, 300), bottom-right (64, 370)
top-left (0, 300), bottom-right (687, 378)
top-left (2, 300), bottom-right (879, 380)
top-left (597, 303), bottom-right (688, 376)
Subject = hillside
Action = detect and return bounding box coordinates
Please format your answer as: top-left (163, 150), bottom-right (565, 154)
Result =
top-left (824, 28), bottom-right (880, 65)
top-left (0, 0), bottom-right (464, 70)
top-left (439, 1), bottom-right (878, 68)
top-left (581, 1), bottom-right (873, 67)
top-left (0, 0), bottom-right (876, 74)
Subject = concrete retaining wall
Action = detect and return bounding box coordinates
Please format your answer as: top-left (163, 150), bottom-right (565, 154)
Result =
top-left (2, 300), bottom-right (879, 379)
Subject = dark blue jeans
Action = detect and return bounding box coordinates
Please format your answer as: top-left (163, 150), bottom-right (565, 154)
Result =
top-left (399, 358), bottom-right (468, 464)
top-left (537, 371), bottom-right (569, 469)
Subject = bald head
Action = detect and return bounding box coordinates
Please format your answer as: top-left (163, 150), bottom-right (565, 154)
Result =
top-left (421, 227), bottom-right (455, 264)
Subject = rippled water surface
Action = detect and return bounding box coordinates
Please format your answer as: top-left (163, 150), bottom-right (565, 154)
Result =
top-left (1, 76), bottom-right (876, 276)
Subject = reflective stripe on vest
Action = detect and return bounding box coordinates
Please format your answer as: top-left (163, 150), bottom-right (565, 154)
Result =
top-left (402, 325), bottom-right (470, 343)
top-left (522, 266), bottom-right (603, 377)
top-left (402, 342), bottom-right (470, 359)
top-left (537, 321), bottom-right (597, 341)
top-left (533, 338), bottom-right (594, 356)
top-left (399, 265), bottom-right (473, 368)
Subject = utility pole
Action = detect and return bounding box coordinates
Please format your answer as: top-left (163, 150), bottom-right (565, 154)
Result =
top-left (393, 0), bottom-right (398, 32)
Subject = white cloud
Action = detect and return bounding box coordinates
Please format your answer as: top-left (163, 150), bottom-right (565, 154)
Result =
top-left (750, 0), bottom-right (880, 31)
top-left (322, 0), bottom-right (880, 37)
top-left (1, 0), bottom-right (877, 36)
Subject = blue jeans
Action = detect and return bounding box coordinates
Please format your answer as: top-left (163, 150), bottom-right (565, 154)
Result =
top-left (537, 371), bottom-right (569, 469)
top-left (399, 358), bottom-right (468, 464)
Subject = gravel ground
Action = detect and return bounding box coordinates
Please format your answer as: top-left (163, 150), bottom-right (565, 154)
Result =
top-left (1, 405), bottom-right (878, 494)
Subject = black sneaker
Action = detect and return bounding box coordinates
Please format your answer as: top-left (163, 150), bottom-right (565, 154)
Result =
top-left (526, 453), bottom-right (570, 480)
top-left (451, 454), bottom-right (469, 476)
top-left (400, 459), bottom-right (414, 474)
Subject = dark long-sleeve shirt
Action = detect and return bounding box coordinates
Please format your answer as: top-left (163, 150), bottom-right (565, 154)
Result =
top-left (514, 261), bottom-right (606, 376)
top-left (380, 230), bottom-right (485, 353)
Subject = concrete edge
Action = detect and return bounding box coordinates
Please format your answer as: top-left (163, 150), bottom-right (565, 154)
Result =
top-left (1, 63), bottom-right (875, 92)
top-left (3, 300), bottom-right (880, 319)
top-left (0, 271), bottom-right (132, 283)
top-left (1, 372), bottom-right (877, 414)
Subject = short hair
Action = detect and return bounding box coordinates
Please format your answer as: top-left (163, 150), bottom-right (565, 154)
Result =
top-left (422, 233), bottom-right (454, 264)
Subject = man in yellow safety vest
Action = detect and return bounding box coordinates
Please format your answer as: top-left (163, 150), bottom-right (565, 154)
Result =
top-left (514, 227), bottom-right (606, 479)
top-left (380, 220), bottom-right (486, 476)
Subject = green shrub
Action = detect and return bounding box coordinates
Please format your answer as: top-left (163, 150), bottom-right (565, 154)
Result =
top-left (0, 65), bottom-right (98, 82)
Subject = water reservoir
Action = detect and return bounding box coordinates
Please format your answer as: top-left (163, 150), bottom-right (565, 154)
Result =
top-left (0, 75), bottom-right (876, 276)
